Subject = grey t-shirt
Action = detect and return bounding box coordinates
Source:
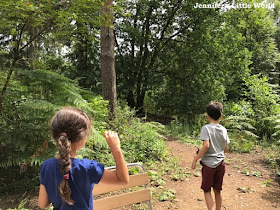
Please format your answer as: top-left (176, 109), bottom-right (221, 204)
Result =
top-left (200, 123), bottom-right (230, 168)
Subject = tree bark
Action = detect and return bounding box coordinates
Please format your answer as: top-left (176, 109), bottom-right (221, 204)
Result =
top-left (28, 26), bottom-right (38, 66)
top-left (101, 0), bottom-right (117, 117)
top-left (0, 33), bottom-right (20, 114)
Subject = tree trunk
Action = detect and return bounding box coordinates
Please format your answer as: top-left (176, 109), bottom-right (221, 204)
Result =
top-left (28, 26), bottom-right (38, 66)
top-left (0, 36), bottom-right (19, 114)
top-left (101, 0), bottom-right (117, 117)
top-left (127, 89), bottom-right (135, 108)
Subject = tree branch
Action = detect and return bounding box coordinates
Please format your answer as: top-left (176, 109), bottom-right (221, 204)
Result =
top-left (19, 18), bottom-right (55, 53)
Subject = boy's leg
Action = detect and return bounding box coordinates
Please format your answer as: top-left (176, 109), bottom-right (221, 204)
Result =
top-left (213, 160), bottom-right (226, 210)
top-left (201, 163), bottom-right (216, 210)
top-left (213, 189), bottom-right (222, 210)
top-left (204, 190), bottom-right (214, 210)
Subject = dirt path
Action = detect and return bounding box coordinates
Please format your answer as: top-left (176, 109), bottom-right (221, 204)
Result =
top-left (152, 140), bottom-right (280, 210)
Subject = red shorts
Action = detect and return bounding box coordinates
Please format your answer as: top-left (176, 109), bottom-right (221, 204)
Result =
top-left (201, 160), bottom-right (225, 192)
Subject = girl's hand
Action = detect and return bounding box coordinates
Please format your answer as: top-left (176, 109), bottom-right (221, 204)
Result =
top-left (101, 131), bottom-right (129, 185)
top-left (104, 130), bottom-right (121, 152)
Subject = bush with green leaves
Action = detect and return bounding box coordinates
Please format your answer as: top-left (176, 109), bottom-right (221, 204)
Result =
top-left (264, 114), bottom-right (280, 145)
top-left (221, 75), bottom-right (280, 151)
top-left (166, 119), bottom-right (192, 138)
top-left (222, 101), bottom-right (258, 152)
top-left (244, 75), bottom-right (280, 140)
top-left (109, 105), bottom-right (168, 163)
top-left (77, 105), bottom-right (168, 166)
top-left (166, 114), bottom-right (208, 139)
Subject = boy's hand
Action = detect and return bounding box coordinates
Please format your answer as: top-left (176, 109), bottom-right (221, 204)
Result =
top-left (191, 157), bottom-right (197, 169)
top-left (104, 131), bottom-right (121, 152)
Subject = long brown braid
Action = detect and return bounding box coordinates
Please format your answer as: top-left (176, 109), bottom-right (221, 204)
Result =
top-left (51, 107), bottom-right (91, 205)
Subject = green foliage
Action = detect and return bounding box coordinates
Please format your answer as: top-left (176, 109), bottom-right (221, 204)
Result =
top-left (222, 115), bottom-right (258, 138)
top-left (265, 147), bottom-right (280, 170)
top-left (159, 189), bottom-right (176, 202)
top-left (110, 106), bottom-right (168, 163)
top-left (76, 105), bottom-right (168, 166)
top-left (167, 119), bottom-right (192, 138)
top-left (166, 115), bottom-right (208, 144)
top-left (262, 179), bottom-right (273, 187)
top-left (1, 68), bottom-right (168, 195)
top-left (1, 165), bottom-right (40, 194)
top-left (223, 100), bottom-right (255, 117)
top-left (117, 0), bottom-right (279, 117)
top-left (229, 135), bottom-right (255, 153)
top-left (222, 101), bottom-right (258, 152)
top-left (244, 75), bottom-right (280, 141)
top-left (7, 199), bottom-right (29, 210)
top-left (115, 0), bottom-right (233, 113)
top-left (222, 74), bottom-right (280, 149)
top-left (263, 114), bottom-right (280, 144)
top-left (0, 69), bottom-right (107, 168)
top-left (225, 0), bottom-right (279, 76)
top-left (244, 75), bottom-right (278, 116)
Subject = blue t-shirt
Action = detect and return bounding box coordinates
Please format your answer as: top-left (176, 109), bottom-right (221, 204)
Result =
top-left (40, 158), bottom-right (104, 210)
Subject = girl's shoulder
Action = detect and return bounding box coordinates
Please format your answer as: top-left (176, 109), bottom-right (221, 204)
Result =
top-left (71, 157), bottom-right (93, 164)
top-left (42, 157), bottom-right (57, 166)
top-left (71, 158), bottom-right (102, 169)
top-left (71, 158), bottom-right (105, 180)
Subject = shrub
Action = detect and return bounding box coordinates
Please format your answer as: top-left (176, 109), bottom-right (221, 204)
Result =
top-left (243, 75), bottom-right (280, 141)
top-left (78, 104), bottom-right (168, 166)
top-left (167, 114), bottom-right (208, 137)
top-left (109, 106), bottom-right (167, 163)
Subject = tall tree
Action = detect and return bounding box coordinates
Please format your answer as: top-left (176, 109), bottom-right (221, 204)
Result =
top-left (101, 0), bottom-right (117, 116)
top-left (114, 0), bottom-right (279, 116)
top-left (114, 0), bottom-right (227, 113)
top-left (225, 0), bottom-right (279, 76)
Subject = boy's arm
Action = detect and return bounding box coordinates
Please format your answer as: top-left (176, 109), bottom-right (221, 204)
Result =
top-left (224, 132), bottom-right (230, 153)
top-left (191, 140), bottom-right (209, 169)
top-left (224, 144), bottom-right (229, 153)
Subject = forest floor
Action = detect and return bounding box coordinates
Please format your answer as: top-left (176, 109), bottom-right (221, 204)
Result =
top-left (0, 138), bottom-right (279, 210)
top-left (151, 138), bottom-right (280, 210)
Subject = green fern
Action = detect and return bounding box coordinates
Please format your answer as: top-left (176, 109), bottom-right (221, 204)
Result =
top-left (222, 115), bottom-right (258, 139)
top-left (264, 114), bottom-right (280, 143)
top-left (0, 68), bottom-right (109, 168)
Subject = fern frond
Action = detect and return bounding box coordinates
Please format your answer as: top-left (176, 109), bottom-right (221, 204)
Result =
top-left (232, 124), bottom-right (243, 130)
top-left (272, 130), bottom-right (280, 137)
top-left (239, 122), bottom-right (256, 130)
top-left (274, 125), bottom-right (280, 129)
top-left (241, 130), bottom-right (259, 138)
top-left (90, 127), bottom-right (107, 147)
top-left (0, 68), bottom-right (109, 167)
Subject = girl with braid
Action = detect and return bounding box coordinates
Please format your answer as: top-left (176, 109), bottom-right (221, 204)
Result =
top-left (38, 107), bottom-right (129, 209)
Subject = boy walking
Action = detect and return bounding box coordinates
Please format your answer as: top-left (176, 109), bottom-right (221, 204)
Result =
top-left (192, 101), bottom-right (230, 210)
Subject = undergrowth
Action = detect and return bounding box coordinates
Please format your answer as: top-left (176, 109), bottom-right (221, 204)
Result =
top-left (0, 104), bottom-right (168, 209)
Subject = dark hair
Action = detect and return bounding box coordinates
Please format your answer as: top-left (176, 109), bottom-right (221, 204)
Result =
top-left (206, 101), bottom-right (223, 121)
top-left (51, 107), bottom-right (91, 205)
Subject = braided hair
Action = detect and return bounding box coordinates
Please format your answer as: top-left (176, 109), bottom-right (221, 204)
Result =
top-left (51, 107), bottom-right (91, 205)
